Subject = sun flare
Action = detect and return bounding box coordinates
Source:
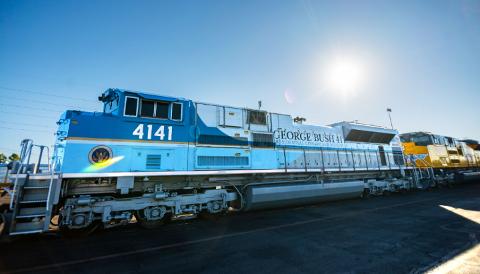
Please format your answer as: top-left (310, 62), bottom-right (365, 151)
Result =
top-left (324, 56), bottom-right (366, 97)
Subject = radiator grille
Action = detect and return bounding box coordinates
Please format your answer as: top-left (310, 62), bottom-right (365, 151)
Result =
top-left (252, 133), bottom-right (274, 147)
top-left (197, 156), bottom-right (249, 167)
top-left (146, 154), bottom-right (161, 169)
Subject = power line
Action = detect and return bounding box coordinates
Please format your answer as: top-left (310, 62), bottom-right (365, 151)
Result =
top-left (1, 94), bottom-right (83, 109)
top-left (0, 85), bottom-right (97, 103)
top-left (0, 146), bottom-right (17, 150)
top-left (0, 126), bottom-right (52, 133)
top-left (0, 120), bottom-right (55, 128)
top-left (0, 146), bottom-right (19, 153)
top-left (0, 110), bottom-right (58, 119)
top-left (0, 103), bottom-right (66, 113)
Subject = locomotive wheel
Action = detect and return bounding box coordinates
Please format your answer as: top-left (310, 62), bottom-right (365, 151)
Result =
top-left (135, 211), bottom-right (169, 229)
top-left (58, 215), bottom-right (100, 237)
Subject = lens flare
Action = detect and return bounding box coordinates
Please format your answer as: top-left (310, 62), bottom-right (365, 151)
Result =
top-left (284, 88), bottom-right (296, 104)
top-left (82, 155), bottom-right (125, 173)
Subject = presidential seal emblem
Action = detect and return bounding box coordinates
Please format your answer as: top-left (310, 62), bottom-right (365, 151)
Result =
top-left (88, 145), bottom-right (113, 164)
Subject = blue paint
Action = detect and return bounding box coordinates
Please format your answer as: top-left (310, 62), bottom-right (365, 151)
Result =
top-left (53, 89), bottom-right (405, 174)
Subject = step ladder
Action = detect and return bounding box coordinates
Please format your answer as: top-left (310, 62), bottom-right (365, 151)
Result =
top-left (7, 139), bottom-right (60, 236)
top-left (409, 155), bottom-right (435, 189)
top-left (9, 174), bottom-right (58, 235)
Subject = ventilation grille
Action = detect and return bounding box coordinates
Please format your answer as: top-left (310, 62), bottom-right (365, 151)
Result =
top-left (198, 134), bottom-right (248, 146)
top-left (345, 129), bottom-right (395, 144)
top-left (197, 156), bottom-right (249, 167)
top-left (146, 154), bottom-right (161, 169)
top-left (252, 133), bottom-right (274, 148)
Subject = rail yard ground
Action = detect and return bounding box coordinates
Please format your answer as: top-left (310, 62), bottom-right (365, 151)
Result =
top-left (1, 182), bottom-right (479, 274)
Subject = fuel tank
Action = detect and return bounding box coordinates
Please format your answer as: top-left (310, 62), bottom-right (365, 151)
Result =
top-left (244, 181), bottom-right (364, 211)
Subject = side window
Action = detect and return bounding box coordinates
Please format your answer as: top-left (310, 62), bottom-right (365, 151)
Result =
top-left (124, 97), bottom-right (139, 117)
top-left (378, 146), bottom-right (387, 166)
top-left (141, 100), bottom-right (155, 117)
top-left (248, 110), bottom-right (267, 125)
top-left (171, 102), bottom-right (182, 121)
top-left (156, 102), bottom-right (169, 119)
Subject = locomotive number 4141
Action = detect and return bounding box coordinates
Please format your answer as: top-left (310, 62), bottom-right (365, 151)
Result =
top-left (132, 124), bottom-right (173, 140)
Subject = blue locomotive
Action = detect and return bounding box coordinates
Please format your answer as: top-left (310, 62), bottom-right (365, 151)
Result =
top-left (55, 88), bottom-right (405, 175)
top-left (3, 88), bottom-right (418, 235)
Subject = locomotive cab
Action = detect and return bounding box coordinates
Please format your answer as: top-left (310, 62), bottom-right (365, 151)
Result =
top-left (54, 88), bottom-right (193, 174)
top-left (400, 132), bottom-right (478, 168)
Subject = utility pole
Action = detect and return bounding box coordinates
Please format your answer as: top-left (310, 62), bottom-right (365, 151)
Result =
top-left (387, 108), bottom-right (394, 129)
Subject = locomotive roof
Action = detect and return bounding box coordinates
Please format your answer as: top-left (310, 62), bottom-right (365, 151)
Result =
top-left (102, 88), bottom-right (404, 137)
top-left (400, 132), bottom-right (480, 143)
top-left (106, 88), bottom-right (189, 102)
top-left (106, 88), bottom-right (292, 117)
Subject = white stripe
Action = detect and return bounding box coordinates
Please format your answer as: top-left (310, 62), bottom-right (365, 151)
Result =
top-left (62, 169), bottom-right (285, 178)
top-left (61, 167), bottom-right (401, 179)
top-left (67, 139), bottom-right (188, 147)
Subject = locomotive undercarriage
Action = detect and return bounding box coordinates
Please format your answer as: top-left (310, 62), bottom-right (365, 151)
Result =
top-left (57, 169), bottom-right (411, 231)
top-left (4, 167), bottom-right (476, 236)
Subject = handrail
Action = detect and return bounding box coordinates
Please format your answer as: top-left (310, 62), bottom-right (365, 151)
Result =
top-left (45, 144), bottom-right (59, 213)
top-left (9, 163), bottom-right (23, 210)
top-left (45, 161), bottom-right (56, 215)
top-left (409, 155), bottom-right (435, 183)
top-left (9, 140), bottom-right (33, 210)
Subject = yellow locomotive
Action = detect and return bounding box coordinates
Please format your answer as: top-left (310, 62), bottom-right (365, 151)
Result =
top-left (400, 132), bottom-right (480, 169)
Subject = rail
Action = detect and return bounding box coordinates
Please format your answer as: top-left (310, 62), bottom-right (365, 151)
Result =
top-left (9, 139), bottom-right (53, 210)
top-left (45, 146), bottom-right (57, 212)
top-left (9, 139), bottom-right (33, 210)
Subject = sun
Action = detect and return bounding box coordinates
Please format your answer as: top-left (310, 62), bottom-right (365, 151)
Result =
top-left (324, 56), bottom-right (366, 97)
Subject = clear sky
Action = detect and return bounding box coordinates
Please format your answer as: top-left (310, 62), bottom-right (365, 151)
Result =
top-left (1, 0), bottom-right (479, 157)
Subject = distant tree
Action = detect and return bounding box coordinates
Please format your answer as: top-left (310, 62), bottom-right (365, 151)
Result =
top-left (0, 153), bottom-right (6, 164)
top-left (8, 153), bottom-right (20, 162)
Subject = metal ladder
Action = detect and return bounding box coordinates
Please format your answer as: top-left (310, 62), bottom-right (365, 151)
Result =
top-left (409, 155), bottom-right (435, 189)
top-left (8, 139), bottom-right (58, 236)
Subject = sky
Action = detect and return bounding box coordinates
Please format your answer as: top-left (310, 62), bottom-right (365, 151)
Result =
top-left (0, 0), bottom-right (479, 158)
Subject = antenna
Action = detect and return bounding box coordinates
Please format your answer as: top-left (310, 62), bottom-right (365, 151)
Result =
top-left (386, 108), bottom-right (394, 129)
top-left (294, 116), bottom-right (306, 124)
top-left (258, 100), bottom-right (262, 110)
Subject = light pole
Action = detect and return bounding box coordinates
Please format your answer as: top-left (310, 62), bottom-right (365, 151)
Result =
top-left (387, 108), bottom-right (394, 129)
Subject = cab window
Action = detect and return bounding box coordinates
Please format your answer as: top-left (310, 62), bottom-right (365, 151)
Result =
top-left (124, 97), bottom-right (139, 117)
top-left (171, 103), bottom-right (182, 121)
top-left (139, 100), bottom-right (182, 121)
top-left (156, 102), bottom-right (169, 119)
top-left (141, 100), bottom-right (155, 117)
